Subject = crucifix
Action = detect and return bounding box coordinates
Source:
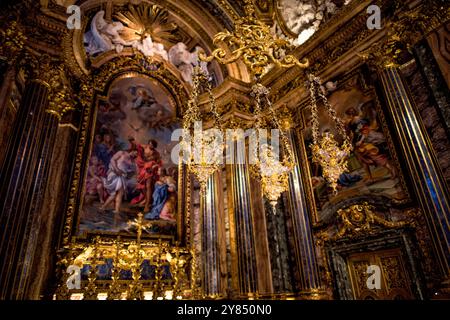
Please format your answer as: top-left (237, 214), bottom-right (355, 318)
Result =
top-left (127, 212), bottom-right (150, 248)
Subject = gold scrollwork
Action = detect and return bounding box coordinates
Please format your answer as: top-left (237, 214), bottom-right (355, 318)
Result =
top-left (199, 0), bottom-right (308, 78)
top-left (318, 203), bottom-right (413, 242)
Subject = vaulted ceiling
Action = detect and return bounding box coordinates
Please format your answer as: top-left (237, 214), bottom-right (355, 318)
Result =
top-left (46, 0), bottom-right (352, 43)
top-left (0, 0), bottom-right (376, 86)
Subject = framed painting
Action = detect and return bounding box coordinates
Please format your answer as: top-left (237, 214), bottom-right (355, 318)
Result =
top-left (300, 71), bottom-right (410, 221)
top-left (75, 74), bottom-right (187, 241)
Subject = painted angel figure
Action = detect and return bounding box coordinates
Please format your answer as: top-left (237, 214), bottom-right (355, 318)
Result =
top-left (168, 42), bottom-right (208, 84)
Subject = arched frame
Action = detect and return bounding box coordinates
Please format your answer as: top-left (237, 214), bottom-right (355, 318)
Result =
top-left (294, 67), bottom-right (412, 226)
top-left (62, 54), bottom-right (192, 247)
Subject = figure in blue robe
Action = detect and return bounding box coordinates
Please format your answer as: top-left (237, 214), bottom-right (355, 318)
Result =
top-left (144, 182), bottom-right (168, 220)
top-left (338, 173), bottom-right (363, 187)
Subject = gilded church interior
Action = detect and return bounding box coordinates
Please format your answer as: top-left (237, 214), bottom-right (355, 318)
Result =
top-left (0, 0), bottom-right (449, 301)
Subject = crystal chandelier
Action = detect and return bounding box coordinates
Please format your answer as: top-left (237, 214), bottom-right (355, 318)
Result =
top-left (182, 67), bottom-right (224, 194)
top-left (308, 74), bottom-right (352, 193)
top-left (193, 0), bottom-right (308, 208)
top-left (249, 83), bottom-right (295, 211)
top-left (259, 144), bottom-right (292, 210)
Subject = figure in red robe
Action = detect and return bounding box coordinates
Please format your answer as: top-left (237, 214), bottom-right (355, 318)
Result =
top-left (131, 139), bottom-right (162, 212)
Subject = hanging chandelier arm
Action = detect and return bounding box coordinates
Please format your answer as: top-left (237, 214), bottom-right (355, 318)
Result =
top-left (184, 0), bottom-right (308, 205)
top-left (309, 74), bottom-right (320, 145)
top-left (185, 67), bottom-right (209, 131)
top-left (307, 74), bottom-right (353, 193)
top-left (204, 74), bottom-right (223, 131)
top-left (263, 94), bottom-right (295, 165)
top-left (308, 74), bottom-right (350, 144)
top-left (318, 85), bottom-right (348, 141)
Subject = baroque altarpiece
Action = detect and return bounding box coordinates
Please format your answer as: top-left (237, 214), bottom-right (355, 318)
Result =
top-left (0, 0), bottom-right (449, 300)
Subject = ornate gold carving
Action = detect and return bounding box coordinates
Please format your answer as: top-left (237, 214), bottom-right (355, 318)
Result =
top-left (91, 53), bottom-right (188, 106)
top-left (83, 237), bottom-right (100, 300)
top-left (419, 0), bottom-right (450, 35)
top-left (358, 1), bottom-right (450, 69)
top-left (190, 247), bottom-right (201, 299)
top-left (199, 0), bottom-right (308, 78)
top-left (353, 260), bottom-right (371, 294)
top-left (0, 21), bottom-right (27, 64)
top-left (46, 69), bottom-right (75, 120)
top-left (318, 203), bottom-right (412, 242)
top-left (62, 30), bottom-right (86, 79)
top-left (216, 0), bottom-right (241, 22)
top-left (381, 256), bottom-right (407, 290)
top-left (55, 234), bottom-right (193, 300)
top-left (167, 243), bottom-right (185, 299)
top-left (107, 238), bottom-right (123, 300)
top-left (14, 52), bottom-right (76, 120)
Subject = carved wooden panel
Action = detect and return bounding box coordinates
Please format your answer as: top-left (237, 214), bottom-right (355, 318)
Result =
top-left (347, 248), bottom-right (414, 300)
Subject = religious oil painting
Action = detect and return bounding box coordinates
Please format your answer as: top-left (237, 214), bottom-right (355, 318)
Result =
top-left (78, 75), bottom-right (181, 238)
top-left (303, 74), bottom-right (409, 215)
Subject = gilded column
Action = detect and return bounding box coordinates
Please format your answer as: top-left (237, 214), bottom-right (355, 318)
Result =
top-left (376, 61), bottom-right (450, 291)
top-left (263, 197), bottom-right (293, 295)
top-left (286, 130), bottom-right (324, 297)
top-left (201, 173), bottom-right (222, 297)
top-left (0, 58), bottom-right (73, 299)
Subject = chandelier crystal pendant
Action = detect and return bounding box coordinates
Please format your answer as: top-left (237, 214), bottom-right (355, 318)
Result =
top-left (183, 67), bottom-right (224, 195)
top-left (308, 74), bottom-right (352, 193)
top-left (250, 84), bottom-right (295, 212)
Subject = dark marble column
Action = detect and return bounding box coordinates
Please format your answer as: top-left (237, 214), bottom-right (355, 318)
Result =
top-left (412, 40), bottom-right (450, 134)
top-left (0, 62), bottom-right (66, 299)
top-left (201, 173), bottom-right (222, 297)
top-left (228, 141), bottom-right (258, 297)
top-left (285, 130), bottom-right (324, 297)
top-left (263, 197), bottom-right (294, 294)
top-left (378, 66), bottom-right (450, 289)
